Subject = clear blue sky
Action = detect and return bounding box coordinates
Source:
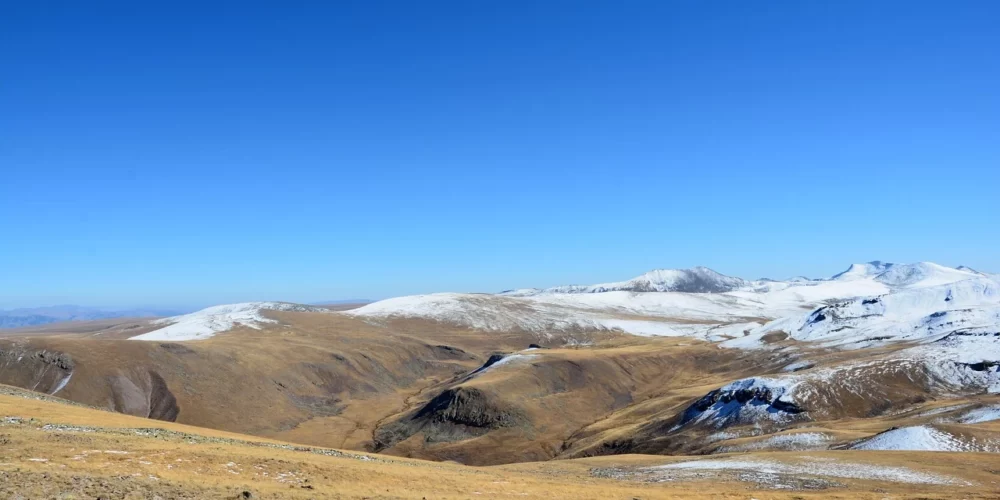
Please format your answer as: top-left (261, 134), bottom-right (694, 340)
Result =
top-left (2, 1), bottom-right (998, 310)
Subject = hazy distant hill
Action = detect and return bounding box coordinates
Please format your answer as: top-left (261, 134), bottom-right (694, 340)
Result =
top-left (0, 305), bottom-right (182, 329)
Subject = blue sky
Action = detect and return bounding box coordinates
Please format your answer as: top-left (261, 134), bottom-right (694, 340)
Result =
top-left (2, 1), bottom-right (998, 310)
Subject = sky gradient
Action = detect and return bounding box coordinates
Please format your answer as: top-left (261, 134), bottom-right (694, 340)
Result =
top-left (2, 1), bottom-right (999, 309)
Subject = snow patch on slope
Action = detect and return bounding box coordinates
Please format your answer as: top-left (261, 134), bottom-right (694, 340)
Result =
top-left (955, 405), bottom-right (1000, 424)
top-left (851, 425), bottom-right (1000, 452)
top-left (130, 302), bottom-right (323, 341)
top-left (479, 350), bottom-right (538, 373)
top-left (50, 371), bottom-right (72, 395)
top-left (650, 457), bottom-right (959, 485)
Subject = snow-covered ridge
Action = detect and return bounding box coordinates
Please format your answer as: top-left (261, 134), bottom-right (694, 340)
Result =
top-left (506, 266), bottom-right (751, 295)
top-left (130, 302), bottom-right (325, 342)
top-left (502, 261), bottom-right (980, 297)
top-left (350, 261), bottom-right (997, 345)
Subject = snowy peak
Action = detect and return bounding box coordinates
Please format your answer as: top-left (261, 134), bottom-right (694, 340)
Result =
top-left (630, 267), bottom-right (749, 293)
top-left (510, 261), bottom-right (984, 297)
top-left (874, 262), bottom-right (980, 288)
top-left (832, 261), bottom-right (898, 281)
top-left (531, 261), bottom-right (983, 297)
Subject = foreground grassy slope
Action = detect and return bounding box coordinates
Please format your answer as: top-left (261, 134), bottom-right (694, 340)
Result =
top-left (1, 385), bottom-right (999, 499)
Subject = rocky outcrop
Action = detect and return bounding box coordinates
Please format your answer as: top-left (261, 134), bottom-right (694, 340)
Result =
top-left (373, 386), bottom-right (528, 451)
top-left (108, 369), bottom-right (179, 421)
top-left (681, 385), bottom-right (805, 426)
top-left (0, 344), bottom-right (75, 395)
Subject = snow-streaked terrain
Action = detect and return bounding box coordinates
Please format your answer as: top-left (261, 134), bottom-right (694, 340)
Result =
top-left (130, 260), bottom-right (1000, 413)
top-left (674, 332), bottom-right (1000, 431)
top-left (347, 267), bottom-right (890, 338)
top-left (715, 432), bottom-right (832, 453)
top-left (350, 262), bottom-right (1000, 436)
top-left (674, 376), bottom-right (804, 430)
top-left (128, 261), bottom-right (998, 355)
top-left (130, 302), bottom-right (324, 341)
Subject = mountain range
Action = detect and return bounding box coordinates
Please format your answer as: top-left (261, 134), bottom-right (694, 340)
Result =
top-left (0, 305), bottom-right (184, 329)
top-left (1, 260), bottom-right (998, 496)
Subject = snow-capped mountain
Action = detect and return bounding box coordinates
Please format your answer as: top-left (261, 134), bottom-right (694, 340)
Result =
top-left (133, 261), bottom-right (997, 356)
top-left (726, 268), bottom-right (999, 349)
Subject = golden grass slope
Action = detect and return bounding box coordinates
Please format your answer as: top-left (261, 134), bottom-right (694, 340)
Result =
top-left (2, 385), bottom-right (999, 499)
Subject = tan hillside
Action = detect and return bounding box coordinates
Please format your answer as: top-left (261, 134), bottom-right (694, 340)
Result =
top-left (2, 384), bottom-right (999, 499)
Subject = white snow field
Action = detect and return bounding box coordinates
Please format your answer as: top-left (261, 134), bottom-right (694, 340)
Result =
top-left (648, 456), bottom-right (960, 485)
top-left (955, 405), bottom-right (1000, 424)
top-left (130, 302), bottom-right (324, 341)
top-left (850, 425), bottom-right (1000, 452)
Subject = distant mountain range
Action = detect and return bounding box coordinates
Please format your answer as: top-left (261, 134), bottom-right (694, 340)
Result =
top-left (501, 261), bottom-right (989, 296)
top-left (310, 299), bottom-right (373, 306)
top-left (501, 266), bottom-right (750, 295)
top-left (0, 305), bottom-right (184, 329)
